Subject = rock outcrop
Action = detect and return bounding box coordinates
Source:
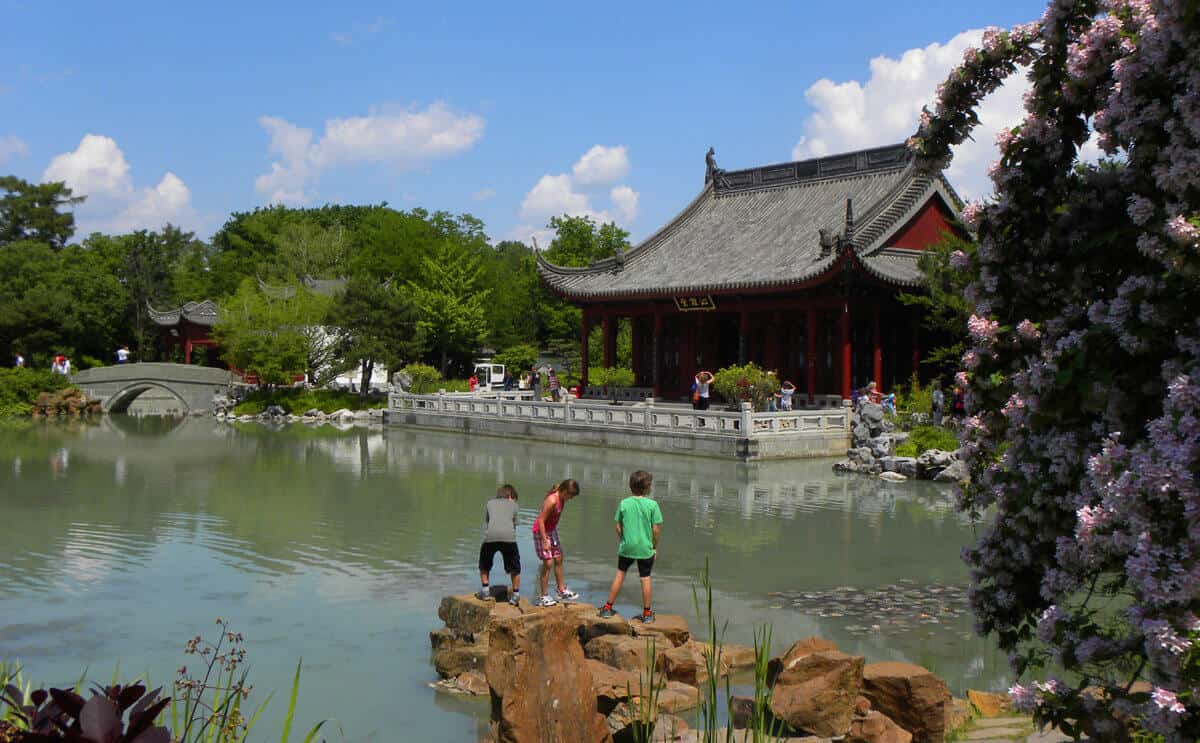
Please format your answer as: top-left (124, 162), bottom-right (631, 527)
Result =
top-left (769, 649), bottom-right (865, 737)
top-left (486, 607), bottom-right (613, 743)
top-left (861, 662), bottom-right (951, 743)
top-left (32, 387), bottom-right (101, 417)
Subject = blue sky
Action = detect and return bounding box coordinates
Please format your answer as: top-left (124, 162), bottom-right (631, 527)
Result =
top-left (1, 0), bottom-right (1050, 243)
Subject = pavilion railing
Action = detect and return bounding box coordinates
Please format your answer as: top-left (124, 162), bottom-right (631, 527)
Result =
top-left (387, 391), bottom-right (849, 438)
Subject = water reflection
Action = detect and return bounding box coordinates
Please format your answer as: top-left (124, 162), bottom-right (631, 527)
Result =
top-left (0, 419), bottom-right (1005, 741)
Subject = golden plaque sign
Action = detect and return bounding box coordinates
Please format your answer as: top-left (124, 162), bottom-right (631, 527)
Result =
top-left (673, 295), bottom-right (716, 312)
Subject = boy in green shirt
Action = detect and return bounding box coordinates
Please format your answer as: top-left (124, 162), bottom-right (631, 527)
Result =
top-left (599, 470), bottom-right (662, 622)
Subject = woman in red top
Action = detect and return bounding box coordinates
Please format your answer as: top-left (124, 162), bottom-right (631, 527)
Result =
top-left (533, 479), bottom-right (580, 606)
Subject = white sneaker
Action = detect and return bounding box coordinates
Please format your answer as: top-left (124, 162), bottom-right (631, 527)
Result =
top-left (536, 595), bottom-right (558, 607)
top-left (557, 587), bottom-right (580, 601)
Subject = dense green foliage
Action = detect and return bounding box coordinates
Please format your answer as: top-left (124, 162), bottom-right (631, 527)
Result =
top-left (894, 425), bottom-right (959, 458)
top-left (0, 173), bottom-right (634, 386)
top-left (492, 343), bottom-right (539, 375)
top-left (0, 368), bottom-right (72, 416)
top-left (590, 366), bottom-right (635, 388)
top-left (897, 235), bottom-right (974, 382)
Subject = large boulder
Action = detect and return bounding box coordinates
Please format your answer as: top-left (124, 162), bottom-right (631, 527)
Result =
top-left (933, 459), bottom-right (969, 484)
top-left (568, 604), bottom-right (635, 644)
top-left (656, 682), bottom-right (699, 715)
top-left (585, 634), bottom-right (664, 673)
top-left (966, 689), bottom-right (1010, 718)
top-left (656, 642), bottom-right (714, 686)
top-left (439, 594), bottom-right (496, 634)
top-left (485, 607), bottom-right (611, 743)
top-left (768, 649), bottom-right (864, 737)
top-left (847, 710), bottom-right (913, 743)
top-left (861, 662), bottom-right (951, 743)
top-left (915, 449), bottom-right (955, 479)
top-left (879, 456), bottom-right (918, 479)
top-left (433, 638), bottom-right (489, 678)
top-left (629, 614), bottom-right (691, 647)
top-left (588, 659), bottom-right (643, 714)
top-left (766, 637), bottom-right (839, 687)
top-left (859, 402), bottom-right (886, 436)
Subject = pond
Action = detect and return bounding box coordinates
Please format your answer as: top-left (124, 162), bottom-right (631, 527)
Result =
top-left (0, 418), bottom-right (1007, 741)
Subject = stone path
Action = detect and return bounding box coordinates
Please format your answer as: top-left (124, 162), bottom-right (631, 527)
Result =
top-left (956, 715), bottom-right (1088, 742)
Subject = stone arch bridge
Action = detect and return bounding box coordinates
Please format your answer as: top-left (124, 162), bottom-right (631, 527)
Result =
top-left (72, 363), bottom-right (239, 414)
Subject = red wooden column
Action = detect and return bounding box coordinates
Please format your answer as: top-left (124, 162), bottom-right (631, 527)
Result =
top-left (602, 314), bottom-right (615, 369)
top-left (738, 310), bottom-right (750, 364)
top-left (872, 303), bottom-right (883, 392)
top-left (580, 311), bottom-right (591, 388)
top-left (184, 337), bottom-right (193, 365)
top-left (806, 307), bottom-right (817, 403)
top-left (840, 300), bottom-right (852, 400)
top-left (911, 319), bottom-right (921, 382)
top-left (652, 312), bottom-right (664, 398)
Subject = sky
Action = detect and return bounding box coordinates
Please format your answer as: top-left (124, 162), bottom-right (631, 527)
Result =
top-left (0, 0), bottom-right (1053, 246)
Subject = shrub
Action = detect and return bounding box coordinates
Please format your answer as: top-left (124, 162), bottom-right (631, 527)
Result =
top-left (399, 363), bottom-right (442, 394)
top-left (493, 344), bottom-right (539, 376)
top-left (894, 425), bottom-right (959, 458)
top-left (711, 363), bottom-right (778, 410)
top-left (0, 369), bottom-right (73, 416)
top-left (892, 373), bottom-right (933, 416)
top-left (591, 367), bottom-right (634, 388)
top-left (232, 389), bottom-right (384, 416)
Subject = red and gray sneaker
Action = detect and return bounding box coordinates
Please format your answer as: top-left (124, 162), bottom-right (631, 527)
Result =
top-left (536, 594), bottom-right (558, 607)
top-left (598, 605), bottom-right (617, 619)
top-left (557, 587), bottom-right (580, 601)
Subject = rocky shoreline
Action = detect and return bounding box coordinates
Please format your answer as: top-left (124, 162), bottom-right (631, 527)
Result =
top-left (429, 590), bottom-right (1014, 742)
top-left (212, 403), bottom-right (385, 425)
top-left (831, 402), bottom-right (968, 483)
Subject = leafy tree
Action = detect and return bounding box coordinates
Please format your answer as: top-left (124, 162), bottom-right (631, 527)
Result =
top-left (493, 343), bottom-right (539, 376)
top-left (269, 222), bottom-right (351, 281)
top-left (542, 215), bottom-right (630, 267)
top-left (898, 235), bottom-right (975, 381)
top-left (408, 241), bottom-right (490, 375)
top-left (482, 240), bottom-right (539, 349)
top-left (911, 4), bottom-right (1200, 738)
top-left (326, 277), bottom-right (425, 396)
top-left (213, 279), bottom-right (315, 387)
top-left (0, 176), bottom-right (84, 249)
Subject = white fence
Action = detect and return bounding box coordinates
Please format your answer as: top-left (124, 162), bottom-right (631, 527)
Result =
top-left (387, 391), bottom-right (849, 439)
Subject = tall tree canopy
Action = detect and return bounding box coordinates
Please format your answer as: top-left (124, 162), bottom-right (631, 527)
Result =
top-left (0, 176), bottom-right (83, 249)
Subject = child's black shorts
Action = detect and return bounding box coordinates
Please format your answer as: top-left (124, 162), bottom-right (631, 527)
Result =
top-left (479, 541), bottom-right (521, 574)
top-left (617, 555), bottom-right (655, 578)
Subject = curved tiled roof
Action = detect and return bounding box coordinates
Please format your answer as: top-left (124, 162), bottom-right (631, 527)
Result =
top-left (147, 299), bottom-right (219, 326)
top-left (538, 143), bottom-right (958, 299)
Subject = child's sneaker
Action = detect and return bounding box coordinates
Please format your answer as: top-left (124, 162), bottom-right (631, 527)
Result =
top-left (640, 611), bottom-right (656, 623)
top-left (557, 587), bottom-right (580, 601)
top-left (536, 595), bottom-right (558, 607)
top-left (598, 606), bottom-right (617, 619)
top-left (509, 593), bottom-right (521, 607)
top-left (475, 589), bottom-right (494, 601)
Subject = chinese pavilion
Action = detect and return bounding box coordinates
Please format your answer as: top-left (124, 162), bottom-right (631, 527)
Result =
top-left (147, 299), bottom-right (220, 365)
top-left (536, 143), bottom-right (963, 402)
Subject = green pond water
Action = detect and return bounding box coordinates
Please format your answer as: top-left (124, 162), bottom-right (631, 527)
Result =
top-left (0, 417), bottom-right (1008, 741)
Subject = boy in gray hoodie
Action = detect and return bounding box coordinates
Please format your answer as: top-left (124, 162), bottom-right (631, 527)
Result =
top-left (478, 484), bottom-right (521, 605)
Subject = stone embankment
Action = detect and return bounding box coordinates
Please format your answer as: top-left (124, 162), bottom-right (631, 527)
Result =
top-left (430, 590), bottom-right (1013, 743)
top-left (213, 405), bottom-right (384, 425)
top-left (30, 387), bottom-right (101, 417)
top-left (832, 402), bottom-right (968, 483)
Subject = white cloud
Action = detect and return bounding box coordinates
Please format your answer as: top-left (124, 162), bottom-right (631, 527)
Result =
top-left (610, 185), bottom-right (639, 222)
top-left (44, 134), bottom-right (132, 196)
top-left (255, 102), bottom-right (485, 205)
top-left (515, 144), bottom-right (640, 244)
top-left (42, 134), bottom-right (199, 234)
top-left (520, 174), bottom-right (591, 220)
top-left (791, 29), bottom-right (1028, 200)
top-left (571, 144), bottom-right (630, 186)
top-left (472, 187), bottom-right (496, 202)
top-left (330, 16), bottom-right (391, 46)
top-left (0, 134), bottom-right (28, 164)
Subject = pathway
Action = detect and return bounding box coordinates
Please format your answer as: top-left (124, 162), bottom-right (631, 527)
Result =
top-left (958, 715), bottom-right (1087, 742)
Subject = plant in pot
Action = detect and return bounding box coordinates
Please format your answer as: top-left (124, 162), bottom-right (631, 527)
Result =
top-left (712, 363), bottom-right (778, 411)
top-left (592, 367), bottom-right (634, 405)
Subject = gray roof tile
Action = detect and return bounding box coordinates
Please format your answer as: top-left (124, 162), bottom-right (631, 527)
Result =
top-left (538, 143), bottom-right (958, 299)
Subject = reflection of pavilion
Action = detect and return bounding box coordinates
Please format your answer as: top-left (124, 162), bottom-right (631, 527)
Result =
top-left (378, 427), bottom-right (962, 522)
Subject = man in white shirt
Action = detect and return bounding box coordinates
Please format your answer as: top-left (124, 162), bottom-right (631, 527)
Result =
top-left (116, 345), bottom-right (131, 364)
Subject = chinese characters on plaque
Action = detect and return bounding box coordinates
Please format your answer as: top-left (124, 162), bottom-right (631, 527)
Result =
top-left (673, 295), bottom-right (716, 312)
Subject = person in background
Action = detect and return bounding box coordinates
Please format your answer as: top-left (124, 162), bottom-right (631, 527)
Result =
top-left (693, 370), bottom-right (714, 410)
top-left (51, 355), bottom-right (66, 375)
top-left (599, 470), bottom-right (663, 623)
top-left (952, 386), bottom-right (966, 419)
top-left (116, 345), bottom-right (131, 364)
top-left (779, 380), bottom-right (797, 411)
top-left (61, 357), bottom-right (71, 375)
top-left (468, 373), bottom-right (479, 392)
top-left (502, 369), bottom-right (513, 391)
top-left (476, 484), bottom-right (522, 607)
top-left (529, 368), bottom-right (542, 398)
top-left (931, 380), bottom-right (945, 426)
top-left (765, 371), bottom-right (778, 412)
top-left (548, 367), bottom-right (562, 402)
top-left (13, 353), bottom-right (24, 368)
top-left (533, 479), bottom-right (581, 606)
top-left (865, 381), bottom-right (882, 404)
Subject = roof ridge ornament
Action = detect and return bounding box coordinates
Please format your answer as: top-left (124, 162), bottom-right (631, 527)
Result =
top-left (705, 147), bottom-right (730, 188)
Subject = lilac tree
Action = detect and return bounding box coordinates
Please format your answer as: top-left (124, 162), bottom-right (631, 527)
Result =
top-left (908, 2), bottom-right (1200, 739)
